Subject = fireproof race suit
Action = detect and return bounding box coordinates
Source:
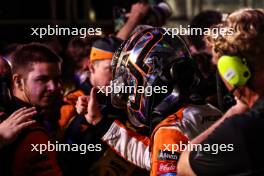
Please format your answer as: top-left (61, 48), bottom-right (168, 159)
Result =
top-left (98, 103), bottom-right (222, 176)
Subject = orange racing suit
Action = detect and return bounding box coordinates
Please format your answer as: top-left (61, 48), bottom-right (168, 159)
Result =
top-left (100, 103), bottom-right (222, 176)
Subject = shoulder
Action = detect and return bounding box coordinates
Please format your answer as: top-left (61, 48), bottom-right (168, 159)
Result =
top-left (223, 108), bottom-right (264, 135)
top-left (15, 124), bottom-right (50, 152)
top-left (12, 124), bottom-right (52, 166)
top-left (221, 96), bottom-right (264, 132)
top-left (183, 103), bottom-right (222, 118)
top-left (181, 103), bottom-right (222, 128)
top-left (179, 104), bottom-right (222, 139)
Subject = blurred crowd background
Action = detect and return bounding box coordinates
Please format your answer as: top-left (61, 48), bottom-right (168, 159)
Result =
top-left (1, 0), bottom-right (264, 48)
top-left (0, 1), bottom-right (264, 176)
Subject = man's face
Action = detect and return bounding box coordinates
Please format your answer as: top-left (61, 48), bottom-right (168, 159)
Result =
top-left (90, 59), bottom-right (112, 87)
top-left (22, 62), bottom-right (62, 108)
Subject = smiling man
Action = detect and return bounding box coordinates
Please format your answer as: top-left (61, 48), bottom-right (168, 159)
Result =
top-left (0, 43), bottom-right (63, 176)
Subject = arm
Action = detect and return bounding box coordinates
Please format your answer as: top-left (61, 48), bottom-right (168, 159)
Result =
top-left (116, 2), bottom-right (150, 40)
top-left (177, 117), bottom-right (227, 176)
top-left (178, 99), bottom-right (248, 176)
top-left (191, 97), bottom-right (248, 144)
top-left (177, 150), bottom-right (196, 176)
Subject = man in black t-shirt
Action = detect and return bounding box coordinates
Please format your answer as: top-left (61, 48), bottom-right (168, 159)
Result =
top-left (177, 9), bottom-right (264, 176)
top-left (188, 98), bottom-right (264, 175)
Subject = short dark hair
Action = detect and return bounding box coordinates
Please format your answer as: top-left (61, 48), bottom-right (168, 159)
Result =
top-left (11, 42), bottom-right (62, 77)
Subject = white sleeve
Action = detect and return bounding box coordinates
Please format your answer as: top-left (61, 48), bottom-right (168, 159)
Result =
top-left (102, 120), bottom-right (151, 170)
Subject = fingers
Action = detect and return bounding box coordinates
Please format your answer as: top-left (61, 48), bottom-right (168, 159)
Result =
top-left (90, 87), bottom-right (97, 104)
top-left (85, 87), bottom-right (102, 126)
top-left (76, 106), bottom-right (87, 115)
top-left (6, 107), bottom-right (36, 123)
top-left (76, 96), bottom-right (89, 107)
top-left (78, 100), bottom-right (89, 107)
top-left (125, 13), bottom-right (131, 18)
top-left (0, 108), bottom-right (37, 145)
top-left (76, 95), bottom-right (89, 114)
top-left (8, 107), bottom-right (27, 119)
top-left (2, 107), bottom-right (37, 129)
top-left (131, 2), bottom-right (149, 13)
top-left (89, 87), bottom-right (99, 110)
top-left (13, 107), bottom-right (37, 120)
top-left (79, 96), bottom-right (89, 103)
top-left (15, 120), bottom-right (36, 134)
top-left (14, 110), bottom-right (37, 124)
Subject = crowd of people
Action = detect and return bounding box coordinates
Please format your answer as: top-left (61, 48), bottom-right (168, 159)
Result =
top-left (0, 2), bottom-right (264, 176)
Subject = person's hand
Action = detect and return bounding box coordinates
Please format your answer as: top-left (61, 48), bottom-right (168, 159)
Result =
top-left (84, 87), bottom-right (102, 126)
top-left (75, 95), bottom-right (89, 115)
top-left (232, 96), bottom-right (249, 113)
top-left (0, 107), bottom-right (37, 147)
top-left (224, 96), bottom-right (249, 118)
top-left (126, 2), bottom-right (150, 22)
top-left (116, 2), bottom-right (150, 41)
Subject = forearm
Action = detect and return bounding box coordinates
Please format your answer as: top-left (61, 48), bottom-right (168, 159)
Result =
top-left (116, 17), bottom-right (140, 40)
top-left (191, 116), bottom-right (226, 144)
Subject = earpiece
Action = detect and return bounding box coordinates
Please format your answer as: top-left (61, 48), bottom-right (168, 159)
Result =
top-left (217, 55), bottom-right (251, 88)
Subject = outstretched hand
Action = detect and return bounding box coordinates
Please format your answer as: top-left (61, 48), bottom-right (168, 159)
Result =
top-left (125, 2), bottom-right (150, 21)
top-left (0, 107), bottom-right (37, 147)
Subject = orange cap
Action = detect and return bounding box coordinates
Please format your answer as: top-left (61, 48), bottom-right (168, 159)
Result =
top-left (90, 47), bottom-right (114, 63)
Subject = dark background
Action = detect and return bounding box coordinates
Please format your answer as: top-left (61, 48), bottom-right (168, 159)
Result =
top-left (0, 0), bottom-right (263, 51)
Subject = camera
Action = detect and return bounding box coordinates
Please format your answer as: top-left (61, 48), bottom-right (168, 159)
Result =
top-left (142, 2), bottom-right (172, 26)
top-left (113, 2), bottom-right (172, 32)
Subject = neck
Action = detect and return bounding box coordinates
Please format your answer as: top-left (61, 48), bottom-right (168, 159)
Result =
top-left (13, 90), bottom-right (29, 105)
top-left (247, 93), bottom-right (259, 108)
top-left (241, 87), bottom-right (259, 108)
